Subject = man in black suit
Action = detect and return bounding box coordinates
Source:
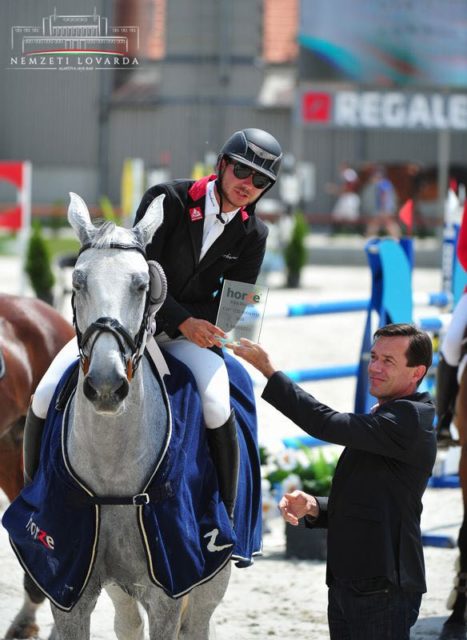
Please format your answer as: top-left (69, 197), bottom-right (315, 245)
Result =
top-left (134, 128), bottom-right (282, 518)
top-left (230, 323), bottom-right (436, 639)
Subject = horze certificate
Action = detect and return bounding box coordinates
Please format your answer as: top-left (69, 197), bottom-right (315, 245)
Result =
top-left (215, 279), bottom-right (269, 344)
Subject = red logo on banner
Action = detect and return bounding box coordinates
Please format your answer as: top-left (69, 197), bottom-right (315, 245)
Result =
top-left (302, 92), bottom-right (332, 123)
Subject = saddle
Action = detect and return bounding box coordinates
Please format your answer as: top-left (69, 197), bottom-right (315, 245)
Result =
top-left (2, 349), bottom-right (262, 610)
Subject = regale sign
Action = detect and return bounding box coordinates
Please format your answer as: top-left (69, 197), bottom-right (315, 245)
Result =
top-left (301, 89), bottom-right (467, 130)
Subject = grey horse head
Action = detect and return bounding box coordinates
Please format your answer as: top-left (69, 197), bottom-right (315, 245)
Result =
top-left (67, 192), bottom-right (165, 414)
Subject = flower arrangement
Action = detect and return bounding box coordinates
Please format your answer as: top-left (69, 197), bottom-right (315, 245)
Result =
top-left (260, 444), bottom-right (338, 521)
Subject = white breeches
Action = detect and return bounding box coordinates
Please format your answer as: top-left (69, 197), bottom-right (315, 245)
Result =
top-left (159, 337), bottom-right (231, 429)
top-left (441, 292), bottom-right (467, 367)
top-left (32, 337), bottom-right (79, 419)
top-left (31, 335), bottom-right (231, 429)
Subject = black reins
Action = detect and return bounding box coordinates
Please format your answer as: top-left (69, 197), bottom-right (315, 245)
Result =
top-left (72, 242), bottom-right (150, 381)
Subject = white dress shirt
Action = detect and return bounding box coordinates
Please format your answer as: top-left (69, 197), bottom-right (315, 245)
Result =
top-left (199, 180), bottom-right (239, 260)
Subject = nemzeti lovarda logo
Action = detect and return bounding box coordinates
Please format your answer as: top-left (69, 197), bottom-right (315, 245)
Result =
top-left (9, 7), bottom-right (139, 70)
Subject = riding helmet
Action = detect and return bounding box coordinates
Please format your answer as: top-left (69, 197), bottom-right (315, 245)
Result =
top-left (219, 128), bottom-right (283, 183)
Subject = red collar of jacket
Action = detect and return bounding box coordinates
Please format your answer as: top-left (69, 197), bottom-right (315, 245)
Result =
top-left (188, 174), bottom-right (249, 222)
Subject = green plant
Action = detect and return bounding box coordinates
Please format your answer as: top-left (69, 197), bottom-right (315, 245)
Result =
top-left (283, 211), bottom-right (308, 286)
top-left (43, 236), bottom-right (80, 259)
top-left (25, 221), bottom-right (55, 304)
top-left (0, 232), bottom-right (17, 255)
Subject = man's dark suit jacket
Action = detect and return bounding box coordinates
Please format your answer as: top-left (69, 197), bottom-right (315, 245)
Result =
top-left (134, 175), bottom-right (268, 338)
top-left (262, 372), bottom-right (436, 593)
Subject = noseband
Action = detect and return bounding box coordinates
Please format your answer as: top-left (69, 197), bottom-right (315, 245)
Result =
top-left (72, 242), bottom-right (150, 382)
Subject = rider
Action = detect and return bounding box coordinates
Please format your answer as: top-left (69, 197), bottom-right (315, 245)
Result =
top-left (24, 127), bottom-right (283, 519)
top-left (436, 203), bottom-right (467, 443)
top-left (132, 128), bottom-right (282, 517)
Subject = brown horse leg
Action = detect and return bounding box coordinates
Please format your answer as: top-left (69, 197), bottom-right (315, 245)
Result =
top-left (0, 421), bottom-right (24, 502)
top-left (0, 420), bottom-right (46, 639)
top-left (442, 369), bottom-right (467, 637)
top-left (444, 510), bottom-right (467, 628)
top-left (3, 574), bottom-right (45, 639)
top-left (441, 502), bottom-right (467, 637)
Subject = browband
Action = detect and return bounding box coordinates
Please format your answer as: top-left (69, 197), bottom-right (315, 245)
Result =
top-left (78, 242), bottom-right (147, 258)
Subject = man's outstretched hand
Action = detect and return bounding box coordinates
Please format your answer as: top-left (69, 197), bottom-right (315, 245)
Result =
top-left (279, 490), bottom-right (319, 526)
top-left (227, 338), bottom-right (277, 379)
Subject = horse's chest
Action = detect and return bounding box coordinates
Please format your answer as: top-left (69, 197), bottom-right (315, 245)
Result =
top-left (93, 508), bottom-right (151, 590)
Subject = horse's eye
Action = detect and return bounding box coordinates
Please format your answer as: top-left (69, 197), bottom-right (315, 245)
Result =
top-left (72, 270), bottom-right (86, 292)
top-left (132, 273), bottom-right (149, 293)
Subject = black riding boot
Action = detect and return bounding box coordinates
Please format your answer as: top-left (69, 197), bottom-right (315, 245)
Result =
top-left (436, 356), bottom-right (459, 445)
top-left (206, 410), bottom-right (240, 520)
top-left (23, 406), bottom-right (45, 485)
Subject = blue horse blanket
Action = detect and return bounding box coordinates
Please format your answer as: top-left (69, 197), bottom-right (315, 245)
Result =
top-left (2, 350), bottom-right (262, 611)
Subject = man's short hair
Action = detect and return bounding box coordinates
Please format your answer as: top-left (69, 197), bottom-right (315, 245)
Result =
top-left (373, 323), bottom-right (433, 386)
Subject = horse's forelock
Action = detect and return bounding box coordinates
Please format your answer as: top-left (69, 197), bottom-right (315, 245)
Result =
top-left (89, 221), bottom-right (143, 252)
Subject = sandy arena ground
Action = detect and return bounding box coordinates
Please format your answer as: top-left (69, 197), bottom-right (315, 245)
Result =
top-left (0, 256), bottom-right (462, 639)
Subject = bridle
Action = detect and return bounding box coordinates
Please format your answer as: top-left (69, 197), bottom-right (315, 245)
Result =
top-left (71, 242), bottom-right (151, 382)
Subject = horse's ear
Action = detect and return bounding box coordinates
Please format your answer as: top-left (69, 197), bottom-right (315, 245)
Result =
top-left (133, 194), bottom-right (165, 248)
top-left (68, 192), bottom-right (96, 245)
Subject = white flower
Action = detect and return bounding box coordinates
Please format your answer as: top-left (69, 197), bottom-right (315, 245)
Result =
top-left (261, 462), bottom-right (279, 478)
top-left (281, 473), bottom-right (302, 494)
top-left (262, 492), bottom-right (279, 520)
top-left (295, 449), bottom-right (311, 467)
top-left (273, 448), bottom-right (299, 471)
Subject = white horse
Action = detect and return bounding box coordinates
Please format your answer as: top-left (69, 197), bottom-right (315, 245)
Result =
top-left (44, 193), bottom-right (231, 638)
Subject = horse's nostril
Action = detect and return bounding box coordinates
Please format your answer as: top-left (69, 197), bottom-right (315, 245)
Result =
top-left (83, 376), bottom-right (98, 401)
top-left (83, 373), bottom-right (129, 404)
top-left (116, 378), bottom-right (129, 401)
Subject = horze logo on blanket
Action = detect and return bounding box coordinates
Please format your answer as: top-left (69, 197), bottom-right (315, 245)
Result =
top-left (26, 516), bottom-right (55, 550)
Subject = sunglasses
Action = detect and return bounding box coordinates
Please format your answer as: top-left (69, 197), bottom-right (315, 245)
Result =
top-left (230, 161), bottom-right (272, 190)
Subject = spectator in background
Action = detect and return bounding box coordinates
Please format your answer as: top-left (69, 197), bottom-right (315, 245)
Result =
top-left (329, 163), bottom-right (361, 233)
top-left (363, 165), bottom-right (401, 238)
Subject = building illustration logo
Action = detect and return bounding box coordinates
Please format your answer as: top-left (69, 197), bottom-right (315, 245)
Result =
top-left (9, 7), bottom-right (140, 69)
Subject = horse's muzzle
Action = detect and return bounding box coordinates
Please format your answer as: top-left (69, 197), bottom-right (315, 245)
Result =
top-left (83, 372), bottom-right (129, 413)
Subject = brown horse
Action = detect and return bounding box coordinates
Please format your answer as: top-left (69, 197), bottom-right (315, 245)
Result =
top-left (0, 293), bottom-right (74, 639)
top-left (441, 327), bottom-right (467, 640)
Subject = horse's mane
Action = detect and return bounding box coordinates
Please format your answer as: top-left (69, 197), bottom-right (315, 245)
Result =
top-left (90, 221), bottom-right (144, 251)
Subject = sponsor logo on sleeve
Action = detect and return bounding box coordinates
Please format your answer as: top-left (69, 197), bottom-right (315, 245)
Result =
top-left (189, 207), bottom-right (203, 222)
